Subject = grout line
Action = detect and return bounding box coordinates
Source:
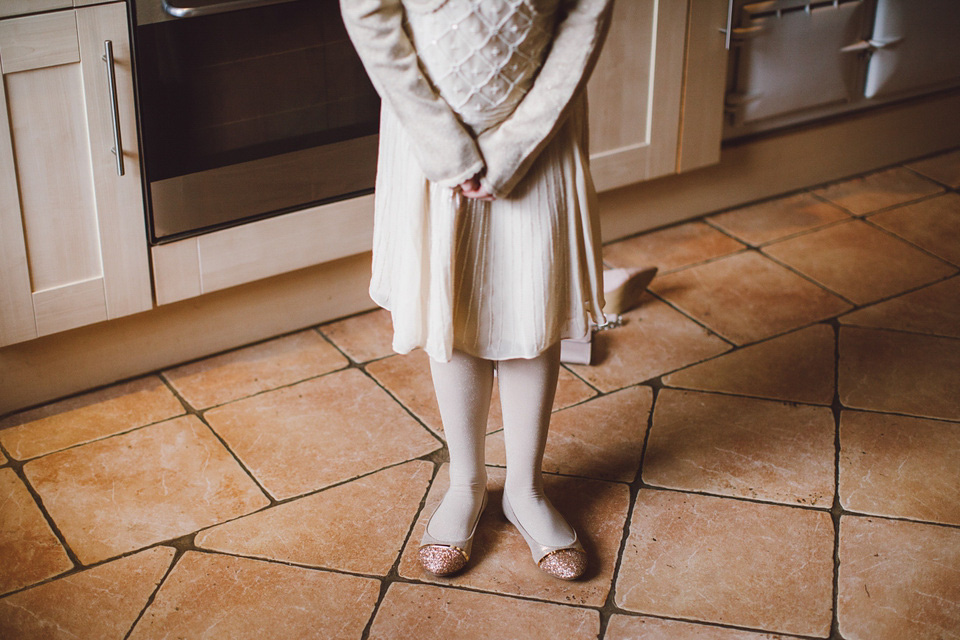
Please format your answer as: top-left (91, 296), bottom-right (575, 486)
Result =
top-left (860, 212), bottom-right (960, 270)
top-left (1, 461), bottom-right (83, 588)
top-left (356, 361), bottom-right (448, 448)
top-left (839, 315), bottom-right (960, 345)
top-left (122, 545), bottom-right (186, 640)
top-left (359, 460), bottom-right (441, 640)
top-left (642, 289), bottom-right (737, 348)
top-left (754, 249), bottom-right (859, 308)
top-left (829, 319), bottom-right (844, 640)
top-left (158, 378), bottom-right (278, 508)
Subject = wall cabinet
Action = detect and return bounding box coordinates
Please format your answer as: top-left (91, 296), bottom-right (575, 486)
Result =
top-left (0, 2), bottom-right (151, 347)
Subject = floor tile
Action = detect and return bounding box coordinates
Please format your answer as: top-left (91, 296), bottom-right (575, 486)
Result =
top-left (651, 252), bottom-right (851, 345)
top-left (616, 489), bottom-right (834, 637)
top-left (369, 582), bottom-right (599, 640)
top-left (320, 308), bottom-right (395, 363)
top-left (23, 416), bottom-right (269, 565)
top-left (839, 276), bottom-right (960, 339)
top-left (906, 148), bottom-right (960, 188)
top-left (163, 330), bottom-right (347, 410)
top-left (645, 389), bottom-right (835, 507)
top-left (196, 460), bottom-right (432, 576)
top-left (128, 551), bottom-right (380, 640)
top-left (707, 192), bottom-right (850, 246)
top-left (398, 465), bottom-right (629, 607)
top-left (603, 221), bottom-right (745, 273)
top-left (839, 327), bottom-right (960, 421)
top-left (838, 515), bottom-right (960, 640)
top-left (0, 547), bottom-right (174, 640)
top-left (567, 296), bottom-right (731, 392)
top-left (869, 192), bottom-right (960, 266)
top-left (367, 350), bottom-right (454, 435)
top-left (604, 614), bottom-right (792, 640)
top-left (663, 324), bottom-right (835, 405)
top-left (763, 219), bottom-right (955, 305)
top-left (485, 386), bottom-right (653, 483)
top-left (0, 468), bottom-right (72, 596)
top-left (204, 368), bottom-right (440, 500)
top-left (368, 349), bottom-right (596, 437)
top-left (811, 166), bottom-right (944, 215)
top-left (840, 410), bottom-right (960, 526)
top-left (0, 377), bottom-right (184, 461)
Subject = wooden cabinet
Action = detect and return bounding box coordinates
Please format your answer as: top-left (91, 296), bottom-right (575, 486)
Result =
top-left (0, 2), bottom-right (151, 347)
top-left (588, 0), bottom-right (730, 190)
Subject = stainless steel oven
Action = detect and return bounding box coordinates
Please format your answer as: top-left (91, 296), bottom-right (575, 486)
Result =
top-left (722, 0), bottom-right (960, 140)
top-left (132, 0), bottom-right (380, 243)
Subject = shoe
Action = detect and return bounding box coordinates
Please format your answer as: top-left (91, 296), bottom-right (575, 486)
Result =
top-left (602, 266), bottom-right (658, 316)
top-left (418, 489), bottom-right (488, 576)
top-left (502, 493), bottom-right (587, 580)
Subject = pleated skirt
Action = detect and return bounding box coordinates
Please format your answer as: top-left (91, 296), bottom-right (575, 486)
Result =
top-left (368, 94), bottom-right (604, 362)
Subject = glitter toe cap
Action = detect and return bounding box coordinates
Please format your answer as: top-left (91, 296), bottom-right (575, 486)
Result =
top-left (418, 545), bottom-right (468, 576)
top-left (538, 548), bottom-right (587, 580)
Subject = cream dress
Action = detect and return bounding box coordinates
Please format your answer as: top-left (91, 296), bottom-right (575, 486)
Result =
top-left (341, 0), bottom-right (612, 362)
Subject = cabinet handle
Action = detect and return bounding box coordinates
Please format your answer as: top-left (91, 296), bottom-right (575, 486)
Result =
top-left (721, 0), bottom-right (735, 50)
top-left (101, 40), bottom-right (125, 177)
top-left (162, 0), bottom-right (295, 18)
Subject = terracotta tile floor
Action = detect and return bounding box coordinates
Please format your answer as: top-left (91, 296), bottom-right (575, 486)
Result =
top-left (2, 150), bottom-right (959, 639)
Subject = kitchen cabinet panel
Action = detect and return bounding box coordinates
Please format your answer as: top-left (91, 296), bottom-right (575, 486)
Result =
top-left (0, 2), bottom-right (151, 347)
top-left (0, 10), bottom-right (80, 73)
top-left (0, 0), bottom-right (73, 19)
top-left (678, 0), bottom-right (730, 173)
top-left (587, 0), bottom-right (690, 190)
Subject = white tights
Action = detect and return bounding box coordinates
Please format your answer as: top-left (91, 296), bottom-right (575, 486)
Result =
top-left (427, 343), bottom-right (576, 546)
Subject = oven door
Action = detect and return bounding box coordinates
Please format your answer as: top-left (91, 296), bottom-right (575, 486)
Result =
top-left (134, 0), bottom-right (380, 243)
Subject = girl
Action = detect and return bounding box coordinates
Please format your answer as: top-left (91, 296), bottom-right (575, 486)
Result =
top-left (340, 0), bottom-right (613, 580)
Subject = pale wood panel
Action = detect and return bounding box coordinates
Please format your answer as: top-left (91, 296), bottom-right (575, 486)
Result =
top-left (677, 0), bottom-right (728, 173)
top-left (74, 0), bottom-right (105, 6)
top-left (32, 276), bottom-right (107, 336)
top-left (588, 0), bottom-right (688, 190)
top-left (0, 0), bottom-right (72, 19)
top-left (0, 66), bottom-right (38, 346)
top-left (152, 239), bottom-right (202, 306)
top-left (588, 0), bottom-right (654, 155)
top-left (5, 61), bottom-right (103, 292)
top-left (196, 194), bottom-right (375, 298)
top-left (0, 11), bottom-right (79, 74)
top-left (77, 2), bottom-right (152, 319)
top-left (641, 0), bottom-right (687, 175)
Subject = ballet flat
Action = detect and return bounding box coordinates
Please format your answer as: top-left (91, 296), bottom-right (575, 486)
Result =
top-left (502, 493), bottom-right (587, 580)
top-left (418, 489), bottom-right (488, 576)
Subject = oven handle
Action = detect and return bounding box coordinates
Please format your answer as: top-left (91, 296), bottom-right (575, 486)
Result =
top-left (102, 41), bottom-right (124, 177)
top-left (162, 0), bottom-right (297, 18)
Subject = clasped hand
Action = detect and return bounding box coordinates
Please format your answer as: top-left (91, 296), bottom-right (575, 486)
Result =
top-left (459, 175), bottom-right (495, 201)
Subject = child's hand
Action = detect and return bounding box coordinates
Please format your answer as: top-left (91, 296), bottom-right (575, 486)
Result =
top-left (459, 176), bottom-right (495, 201)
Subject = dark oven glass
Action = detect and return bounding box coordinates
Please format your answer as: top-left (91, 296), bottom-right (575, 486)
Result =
top-left (134, 0), bottom-right (380, 243)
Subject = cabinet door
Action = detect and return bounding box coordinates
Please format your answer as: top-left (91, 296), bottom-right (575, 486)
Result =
top-left (0, 2), bottom-right (151, 347)
top-left (587, 0), bottom-right (689, 191)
